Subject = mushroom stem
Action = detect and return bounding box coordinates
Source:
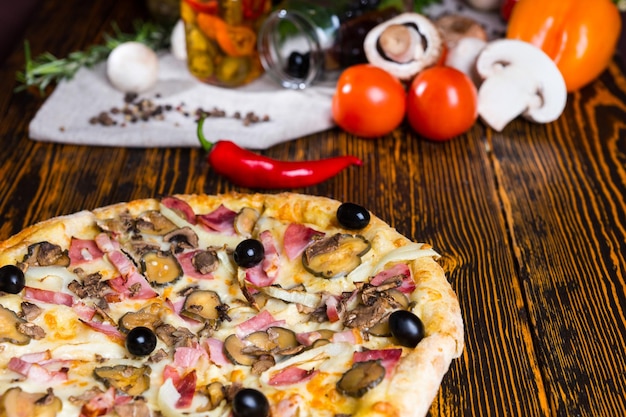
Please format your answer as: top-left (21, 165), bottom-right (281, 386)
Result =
top-left (378, 24), bottom-right (421, 63)
top-left (477, 66), bottom-right (537, 131)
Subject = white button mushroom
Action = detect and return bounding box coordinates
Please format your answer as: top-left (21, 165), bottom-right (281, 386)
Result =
top-left (106, 41), bottom-right (159, 93)
top-left (445, 37), bottom-right (486, 86)
top-left (475, 39), bottom-right (567, 132)
top-left (464, 0), bottom-right (503, 11)
top-left (363, 13), bottom-right (444, 81)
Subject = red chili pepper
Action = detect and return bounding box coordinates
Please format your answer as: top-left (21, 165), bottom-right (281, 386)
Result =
top-left (197, 118), bottom-right (362, 189)
top-left (242, 0), bottom-right (267, 20)
top-left (184, 0), bottom-right (218, 14)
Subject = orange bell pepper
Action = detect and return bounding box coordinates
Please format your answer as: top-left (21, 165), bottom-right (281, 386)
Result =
top-left (506, 0), bottom-right (622, 92)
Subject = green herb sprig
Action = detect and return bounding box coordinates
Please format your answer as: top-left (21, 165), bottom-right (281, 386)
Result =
top-left (16, 20), bottom-right (172, 94)
top-left (378, 0), bottom-right (442, 13)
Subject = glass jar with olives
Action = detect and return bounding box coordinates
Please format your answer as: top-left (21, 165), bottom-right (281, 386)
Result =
top-left (180, 0), bottom-right (272, 87)
top-left (257, 0), bottom-right (399, 89)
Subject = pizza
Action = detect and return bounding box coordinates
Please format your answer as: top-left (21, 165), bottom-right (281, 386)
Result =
top-left (0, 192), bottom-right (463, 417)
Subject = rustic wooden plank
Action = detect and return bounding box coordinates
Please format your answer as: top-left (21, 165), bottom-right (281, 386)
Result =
top-left (3, 1), bottom-right (625, 416)
top-left (490, 60), bottom-right (626, 417)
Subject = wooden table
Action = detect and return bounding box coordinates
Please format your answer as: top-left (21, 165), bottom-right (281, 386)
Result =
top-left (1, 1), bottom-right (625, 416)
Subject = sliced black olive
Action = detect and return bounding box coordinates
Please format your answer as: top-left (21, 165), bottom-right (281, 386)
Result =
top-left (303, 234), bottom-right (371, 278)
top-left (234, 239), bottom-right (265, 268)
top-left (337, 202), bottom-right (371, 229)
top-left (223, 334), bottom-right (256, 366)
top-left (285, 51), bottom-right (310, 79)
top-left (0, 265), bottom-right (25, 294)
top-left (336, 360), bottom-right (385, 397)
top-left (93, 364), bottom-right (151, 396)
top-left (0, 387), bottom-right (62, 417)
top-left (0, 305), bottom-right (31, 345)
top-left (126, 326), bottom-right (157, 356)
top-left (140, 250), bottom-right (182, 286)
top-left (180, 290), bottom-right (224, 323)
top-left (388, 309), bottom-right (425, 348)
top-left (232, 388), bottom-right (270, 417)
top-left (118, 303), bottom-right (164, 333)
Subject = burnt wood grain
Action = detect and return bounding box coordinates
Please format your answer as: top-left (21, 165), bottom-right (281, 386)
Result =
top-left (0, 0), bottom-right (625, 416)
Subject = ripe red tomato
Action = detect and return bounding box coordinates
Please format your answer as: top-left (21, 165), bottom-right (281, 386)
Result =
top-left (406, 66), bottom-right (478, 141)
top-left (332, 64), bottom-right (406, 138)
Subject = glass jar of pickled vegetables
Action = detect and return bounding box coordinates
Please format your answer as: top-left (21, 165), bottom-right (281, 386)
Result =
top-left (181, 0), bottom-right (271, 87)
top-left (257, 0), bottom-right (398, 89)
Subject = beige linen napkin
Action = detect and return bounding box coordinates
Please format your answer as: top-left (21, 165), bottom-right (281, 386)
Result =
top-left (29, 54), bottom-right (336, 149)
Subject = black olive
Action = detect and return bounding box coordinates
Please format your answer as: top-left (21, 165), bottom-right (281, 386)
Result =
top-left (0, 265), bottom-right (26, 294)
top-left (232, 388), bottom-right (270, 417)
top-left (126, 326), bottom-right (157, 356)
top-left (234, 239), bottom-right (265, 268)
top-left (337, 202), bottom-right (370, 229)
top-left (388, 310), bottom-right (425, 348)
top-left (285, 51), bottom-right (310, 79)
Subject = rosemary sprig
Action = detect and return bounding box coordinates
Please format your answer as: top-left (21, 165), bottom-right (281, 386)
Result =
top-left (378, 0), bottom-right (442, 13)
top-left (16, 20), bottom-right (172, 94)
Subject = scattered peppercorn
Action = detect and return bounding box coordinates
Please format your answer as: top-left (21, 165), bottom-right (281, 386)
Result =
top-left (87, 93), bottom-right (271, 128)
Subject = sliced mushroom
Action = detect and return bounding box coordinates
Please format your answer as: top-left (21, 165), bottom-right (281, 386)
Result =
top-left (97, 212), bottom-right (134, 235)
top-left (0, 305), bottom-right (31, 345)
top-left (336, 360), bottom-right (386, 397)
top-left (140, 251), bottom-right (183, 286)
top-left (223, 334), bottom-right (256, 366)
top-left (267, 327), bottom-right (301, 354)
top-left (244, 331), bottom-right (277, 353)
top-left (234, 207), bottom-right (260, 238)
top-left (0, 387), bottom-right (62, 417)
top-left (136, 210), bottom-right (178, 235)
top-left (180, 290), bottom-right (225, 323)
top-left (192, 249), bottom-right (219, 275)
top-left (22, 242), bottom-right (70, 267)
top-left (364, 13), bottom-right (444, 81)
top-left (163, 227), bottom-right (199, 250)
top-left (475, 39), bottom-right (567, 132)
top-left (118, 303), bottom-right (164, 333)
top-left (20, 301), bottom-right (42, 321)
top-left (303, 234), bottom-right (371, 279)
top-left (155, 323), bottom-right (197, 348)
top-left (197, 382), bottom-right (226, 412)
top-left (93, 364), bottom-right (151, 396)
